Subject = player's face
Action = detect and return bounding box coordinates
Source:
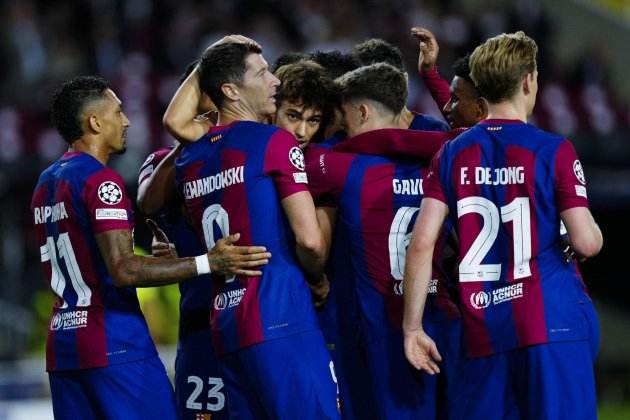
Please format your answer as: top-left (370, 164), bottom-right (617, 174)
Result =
top-left (100, 89), bottom-right (130, 154)
top-left (239, 53), bottom-right (280, 120)
top-left (341, 102), bottom-right (363, 138)
top-left (443, 76), bottom-right (485, 129)
top-left (275, 101), bottom-right (323, 149)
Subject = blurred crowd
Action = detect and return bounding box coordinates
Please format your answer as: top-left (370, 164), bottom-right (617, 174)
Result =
top-left (0, 0), bottom-right (629, 359)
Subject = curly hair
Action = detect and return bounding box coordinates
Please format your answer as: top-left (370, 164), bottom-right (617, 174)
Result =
top-left (308, 50), bottom-right (360, 80)
top-left (271, 52), bottom-right (309, 74)
top-left (336, 63), bottom-right (407, 115)
top-left (351, 39), bottom-right (404, 72)
top-left (198, 42), bottom-right (263, 108)
top-left (50, 76), bottom-right (110, 144)
top-left (452, 54), bottom-right (480, 97)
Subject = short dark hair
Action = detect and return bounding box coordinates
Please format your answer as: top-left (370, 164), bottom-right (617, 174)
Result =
top-left (308, 50), bottom-right (361, 80)
top-left (351, 39), bottom-right (404, 72)
top-left (50, 76), bottom-right (110, 144)
top-left (271, 52), bottom-right (308, 74)
top-left (452, 54), bottom-right (480, 96)
top-left (337, 63), bottom-right (407, 115)
top-left (179, 59), bottom-right (199, 85)
top-left (198, 42), bottom-right (263, 108)
top-left (275, 61), bottom-right (338, 131)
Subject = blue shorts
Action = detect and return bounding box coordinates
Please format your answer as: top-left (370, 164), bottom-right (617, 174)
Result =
top-left (49, 355), bottom-right (176, 419)
top-left (450, 340), bottom-right (596, 420)
top-left (220, 330), bottom-right (341, 420)
top-left (175, 329), bottom-right (229, 420)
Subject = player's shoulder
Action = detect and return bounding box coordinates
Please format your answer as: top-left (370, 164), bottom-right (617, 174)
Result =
top-left (410, 112), bottom-right (450, 132)
top-left (141, 146), bottom-right (173, 169)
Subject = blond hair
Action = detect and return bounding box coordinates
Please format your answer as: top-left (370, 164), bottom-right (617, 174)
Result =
top-left (469, 31), bottom-right (538, 103)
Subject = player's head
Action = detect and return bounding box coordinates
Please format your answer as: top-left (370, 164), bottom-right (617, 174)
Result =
top-left (271, 52), bottom-right (309, 74)
top-left (351, 38), bottom-right (405, 72)
top-left (273, 61), bottom-right (337, 148)
top-left (50, 76), bottom-right (130, 154)
top-left (443, 55), bottom-right (488, 128)
top-left (469, 31), bottom-right (538, 115)
top-left (336, 63), bottom-right (407, 138)
top-left (308, 50), bottom-right (361, 80)
top-left (179, 59), bottom-right (216, 115)
top-left (198, 42), bottom-right (280, 120)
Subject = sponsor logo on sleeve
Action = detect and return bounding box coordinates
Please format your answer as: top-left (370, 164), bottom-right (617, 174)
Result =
top-left (293, 172), bottom-right (308, 184)
top-left (575, 185), bottom-right (587, 198)
top-left (95, 208), bottom-right (128, 220)
top-left (97, 181), bottom-right (123, 205)
top-left (573, 160), bottom-right (586, 185)
top-left (289, 146), bottom-right (305, 170)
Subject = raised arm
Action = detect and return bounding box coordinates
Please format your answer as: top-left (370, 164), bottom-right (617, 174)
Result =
top-left (163, 67), bottom-right (213, 144)
top-left (411, 27), bottom-right (451, 115)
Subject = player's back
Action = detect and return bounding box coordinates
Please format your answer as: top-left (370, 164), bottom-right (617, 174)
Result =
top-left (432, 119), bottom-right (592, 356)
top-left (176, 121), bottom-right (319, 354)
top-left (31, 152), bottom-right (156, 371)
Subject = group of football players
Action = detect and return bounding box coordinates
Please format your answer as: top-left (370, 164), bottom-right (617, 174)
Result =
top-left (32, 26), bottom-right (602, 420)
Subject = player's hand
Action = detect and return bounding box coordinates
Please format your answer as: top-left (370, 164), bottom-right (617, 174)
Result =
top-left (403, 328), bottom-right (442, 375)
top-left (147, 218), bottom-right (178, 258)
top-left (309, 275), bottom-right (330, 309)
top-left (208, 35), bottom-right (261, 51)
top-left (208, 233), bottom-right (271, 276)
top-left (411, 27), bottom-right (439, 73)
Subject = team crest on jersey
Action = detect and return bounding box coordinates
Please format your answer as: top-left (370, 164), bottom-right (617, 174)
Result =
top-left (573, 160), bottom-right (586, 185)
top-left (289, 146), bottom-right (305, 170)
top-left (98, 181), bottom-right (123, 205)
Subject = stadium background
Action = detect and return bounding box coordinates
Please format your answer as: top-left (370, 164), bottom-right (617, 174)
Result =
top-left (0, 0), bottom-right (629, 418)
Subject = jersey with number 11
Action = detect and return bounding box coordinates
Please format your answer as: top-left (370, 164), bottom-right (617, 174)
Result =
top-left (31, 151), bottom-right (157, 371)
top-left (424, 119), bottom-right (592, 357)
top-left (175, 121), bottom-right (320, 355)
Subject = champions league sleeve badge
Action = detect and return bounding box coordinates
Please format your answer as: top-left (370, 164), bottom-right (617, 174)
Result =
top-left (97, 181), bottom-right (123, 205)
top-left (289, 146), bottom-right (305, 171)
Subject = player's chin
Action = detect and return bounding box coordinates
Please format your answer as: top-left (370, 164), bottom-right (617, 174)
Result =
top-left (114, 145), bottom-right (127, 155)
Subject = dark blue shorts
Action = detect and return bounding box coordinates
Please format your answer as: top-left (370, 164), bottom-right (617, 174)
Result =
top-left (450, 340), bottom-right (596, 420)
top-left (174, 329), bottom-right (229, 420)
top-left (220, 330), bottom-right (341, 420)
top-left (49, 355), bottom-right (176, 419)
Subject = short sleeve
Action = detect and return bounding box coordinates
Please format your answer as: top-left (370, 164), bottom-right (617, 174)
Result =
top-left (263, 130), bottom-right (310, 200)
top-left (555, 139), bottom-right (589, 212)
top-left (423, 144), bottom-right (448, 203)
top-left (83, 168), bottom-right (134, 233)
top-left (138, 148), bottom-right (171, 185)
top-left (304, 148), bottom-right (353, 207)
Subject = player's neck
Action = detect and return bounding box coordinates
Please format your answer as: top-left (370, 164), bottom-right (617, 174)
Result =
top-left (485, 100), bottom-right (528, 123)
top-left (399, 107), bottom-right (413, 129)
top-left (69, 138), bottom-right (110, 165)
top-left (218, 103), bottom-right (265, 126)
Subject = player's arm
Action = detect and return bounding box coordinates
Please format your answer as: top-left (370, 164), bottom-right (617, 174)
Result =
top-left (137, 145), bottom-right (182, 215)
top-left (560, 208), bottom-right (602, 259)
top-left (281, 192), bottom-right (327, 287)
top-left (95, 229), bottom-right (270, 288)
top-left (402, 197), bottom-right (447, 375)
top-left (411, 27), bottom-right (451, 114)
top-left (555, 140), bottom-right (603, 260)
top-left (163, 66), bottom-right (212, 144)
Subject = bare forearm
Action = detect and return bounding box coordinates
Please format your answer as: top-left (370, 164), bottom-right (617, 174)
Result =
top-left (402, 243), bottom-right (433, 332)
top-left (163, 69), bottom-right (210, 143)
top-left (115, 255), bottom-right (199, 287)
top-left (296, 244), bottom-right (326, 286)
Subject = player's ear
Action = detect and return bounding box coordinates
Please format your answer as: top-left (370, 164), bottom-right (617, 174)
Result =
top-left (522, 72), bottom-right (533, 95)
top-left (359, 103), bottom-right (370, 124)
top-left (87, 114), bottom-right (102, 133)
top-left (476, 97), bottom-right (488, 120)
top-left (221, 83), bottom-right (240, 101)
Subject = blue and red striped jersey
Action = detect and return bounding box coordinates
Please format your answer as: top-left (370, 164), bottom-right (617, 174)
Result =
top-left (409, 111), bottom-right (449, 132)
top-left (425, 119), bottom-right (593, 357)
top-left (138, 148), bottom-right (212, 339)
top-left (307, 129), bottom-right (459, 340)
top-left (31, 151), bottom-right (156, 371)
top-left (175, 121), bottom-right (319, 355)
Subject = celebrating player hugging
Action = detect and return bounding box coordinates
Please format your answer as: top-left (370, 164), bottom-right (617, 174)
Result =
top-left (33, 28), bottom-right (602, 420)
